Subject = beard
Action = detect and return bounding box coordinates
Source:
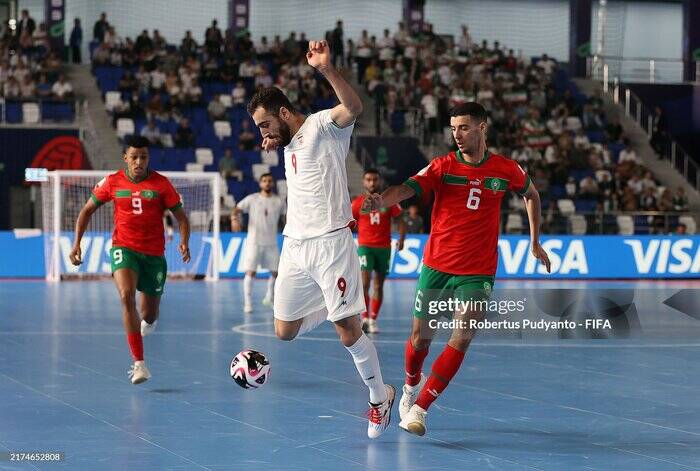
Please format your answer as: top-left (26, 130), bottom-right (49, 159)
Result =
top-left (276, 119), bottom-right (292, 147)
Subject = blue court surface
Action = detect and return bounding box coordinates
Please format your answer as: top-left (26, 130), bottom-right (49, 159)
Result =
top-left (2, 279), bottom-right (700, 470)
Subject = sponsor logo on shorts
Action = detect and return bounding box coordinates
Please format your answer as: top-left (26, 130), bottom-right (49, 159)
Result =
top-left (483, 281), bottom-right (492, 294)
top-left (157, 272), bottom-right (164, 282)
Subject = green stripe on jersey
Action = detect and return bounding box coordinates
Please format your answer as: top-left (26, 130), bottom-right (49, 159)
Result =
top-left (442, 174), bottom-right (469, 185)
top-left (115, 189), bottom-right (132, 198)
top-left (484, 177), bottom-right (509, 192)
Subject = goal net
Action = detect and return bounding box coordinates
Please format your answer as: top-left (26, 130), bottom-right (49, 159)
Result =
top-left (41, 170), bottom-right (220, 281)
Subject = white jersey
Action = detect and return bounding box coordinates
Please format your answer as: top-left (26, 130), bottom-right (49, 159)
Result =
top-left (282, 109), bottom-right (355, 239)
top-left (237, 192), bottom-right (286, 246)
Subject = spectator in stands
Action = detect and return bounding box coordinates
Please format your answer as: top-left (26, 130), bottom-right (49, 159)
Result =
top-left (17, 10), bottom-right (36, 38)
top-left (19, 75), bottom-right (36, 98)
top-left (331, 20), bottom-right (344, 67)
top-left (232, 81), bottom-right (246, 106)
top-left (672, 187), bottom-right (689, 212)
top-left (254, 65), bottom-right (273, 89)
top-left (118, 71), bottom-right (137, 94)
top-left (93, 12), bottom-right (108, 43)
top-left (537, 53), bottom-right (556, 75)
top-left (51, 75), bottom-right (73, 100)
top-left (152, 30), bottom-right (166, 52)
top-left (174, 117), bottom-right (195, 148)
top-left (208, 94), bottom-right (227, 121)
top-left (582, 103), bottom-right (603, 131)
top-left (622, 187), bottom-right (639, 211)
top-left (180, 30), bottom-right (198, 57)
top-left (238, 120), bottom-right (258, 151)
top-left (36, 73), bottom-right (51, 98)
top-left (565, 176), bottom-right (577, 197)
top-left (2, 76), bottom-right (19, 98)
top-left (135, 65), bottom-right (151, 94)
top-left (355, 30), bottom-right (372, 84)
top-left (627, 174), bottom-right (643, 195)
top-left (149, 65), bottom-right (166, 93)
top-left (579, 175), bottom-right (599, 199)
top-left (103, 25), bottom-right (119, 49)
top-left (650, 106), bottom-right (668, 159)
top-left (135, 29), bottom-right (153, 55)
top-left (658, 188), bottom-right (673, 212)
top-left (219, 149), bottom-right (243, 181)
top-left (184, 77), bottom-right (202, 105)
top-left (640, 170), bottom-right (657, 192)
top-left (674, 223), bottom-right (687, 235)
top-left (421, 88), bottom-right (438, 144)
top-left (70, 18), bottom-right (83, 64)
top-left (404, 204), bottom-right (424, 234)
top-left (92, 42), bottom-right (110, 65)
top-left (618, 139), bottom-right (637, 164)
top-left (605, 115), bottom-right (623, 143)
top-left (204, 19), bottom-right (222, 57)
top-left (639, 186), bottom-right (658, 211)
top-left (145, 94), bottom-right (168, 121)
top-left (220, 57), bottom-right (237, 82)
top-left (140, 120), bottom-right (162, 147)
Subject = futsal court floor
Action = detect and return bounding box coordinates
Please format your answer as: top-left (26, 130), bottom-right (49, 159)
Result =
top-left (1, 279), bottom-right (699, 470)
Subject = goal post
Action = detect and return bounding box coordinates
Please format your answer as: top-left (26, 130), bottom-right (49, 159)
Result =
top-left (41, 170), bottom-right (221, 281)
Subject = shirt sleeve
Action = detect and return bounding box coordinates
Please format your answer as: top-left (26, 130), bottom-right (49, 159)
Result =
top-left (404, 159), bottom-right (443, 197)
top-left (237, 195), bottom-right (251, 213)
top-left (162, 178), bottom-right (182, 211)
top-left (508, 161), bottom-right (531, 196)
top-left (390, 204), bottom-right (402, 218)
top-left (91, 175), bottom-right (112, 206)
top-left (316, 109), bottom-right (354, 141)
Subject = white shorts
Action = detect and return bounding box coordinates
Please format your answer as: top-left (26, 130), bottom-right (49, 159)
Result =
top-left (274, 228), bottom-right (365, 323)
top-left (240, 240), bottom-right (280, 272)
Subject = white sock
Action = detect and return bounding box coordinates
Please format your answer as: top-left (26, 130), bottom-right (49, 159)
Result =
top-left (297, 308), bottom-right (327, 336)
top-left (243, 274), bottom-right (253, 305)
top-left (345, 334), bottom-right (387, 404)
top-left (265, 276), bottom-right (275, 301)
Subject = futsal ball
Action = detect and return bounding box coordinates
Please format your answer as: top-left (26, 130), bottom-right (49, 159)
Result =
top-left (230, 349), bottom-right (271, 389)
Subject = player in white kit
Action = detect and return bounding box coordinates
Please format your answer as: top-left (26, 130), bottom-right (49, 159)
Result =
top-left (247, 40), bottom-right (395, 438)
top-left (231, 173), bottom-right (286, 313)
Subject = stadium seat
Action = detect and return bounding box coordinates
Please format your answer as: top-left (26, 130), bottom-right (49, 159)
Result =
top-left (557, 199), bottom-right (576, 216)
top-left (22, 102), bottom-right (40, 123)
top-left (214, 120), bottom-right (232, 139)
top-left (565, 116), bottom-right (582, 131)
top-left (261, 149), bottom-right (279, 166)
top-left (679, 215), bottom-right (697, 234)
top-left (569, 215), bottom-right (588, 235)
top-left (186, 163), bottom-right (204, 172)
top-left (116, 118), bottom-right (135, 139)
top-left (105, 91), bottom-right (122, 111)
top-left (505, 213), bottom-right (523, 234)
top-left (223, 194), bottom-right (236, 208)
top-left (195, 148), bottom-right (214, 165)
top-left (252, 163), bottom-right (270, 181)
top-left (616, 215), bottom-right (634, 235)
top-left (219, 95), bottom-right (232, 108)
top-left (160, 134), bottom-right (174, 148)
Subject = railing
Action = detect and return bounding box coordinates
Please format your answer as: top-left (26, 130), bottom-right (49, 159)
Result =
top-left (79, 102), bottom-right (107, 169)
top-left (588, 55), bottom-right (697, 84)
top-left (377, 105), bottom-right (426, 144)
top-left (499, 209), bottom-right (695, 235)
top-left (595, 70), bottom-right (700, 192)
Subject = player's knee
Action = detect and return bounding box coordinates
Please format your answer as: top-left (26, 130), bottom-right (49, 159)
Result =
top-left (274, 323), bottom-right (297, 341)
top-left (118, 288), bottom-right (136, 306)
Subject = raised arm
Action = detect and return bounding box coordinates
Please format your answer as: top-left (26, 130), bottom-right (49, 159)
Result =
top-left (521, 183), bottom-right (551, 273)
top-left (307, 40), bottom-right (362, 127)
top-left (69, 199), bottom-right (99, 265)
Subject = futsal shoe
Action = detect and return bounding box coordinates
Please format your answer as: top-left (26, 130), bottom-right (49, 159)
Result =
top-left (140, 319), bottom-right (157, 336)
top-left (368, 319), bottom-right (379, 334)
top-left (128, 361), bottom-right (151, 385)
top-left (361, 317), bottom-right (370, 333)
top-left (399, 373), bottom-right (426, 420)
top-left (399, 404), bottom-right (427, 436)
top-left (244, 302), bottom-right (253, 314)
top-left (366, 384), bottom-right (396, 439)
top-left (262, 297), bottom-right (273, 308)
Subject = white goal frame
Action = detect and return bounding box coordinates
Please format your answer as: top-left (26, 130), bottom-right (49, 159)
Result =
top-left (42, 170), bottom-right (220, 282)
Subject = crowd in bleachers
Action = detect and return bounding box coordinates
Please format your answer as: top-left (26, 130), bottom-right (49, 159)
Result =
top-left (92, 14), bottom-right (346, 208)
top-left (0, 10), bottom-right (76, 122)
top-left (357, 22), bottom-right (691, 234)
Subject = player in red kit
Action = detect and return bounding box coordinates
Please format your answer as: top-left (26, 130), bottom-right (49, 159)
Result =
top-left (351, 169), bottom-right (406, 334)
top-left (69, 136), bottom-right (191, 384)
top-left (364, 102), bottom-right (551, 435)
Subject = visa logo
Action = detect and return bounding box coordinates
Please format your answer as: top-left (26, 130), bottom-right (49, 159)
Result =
top-left (624, 239), bottom-right (700, 274)
top-left (499, 239), bottom-right (589, 274)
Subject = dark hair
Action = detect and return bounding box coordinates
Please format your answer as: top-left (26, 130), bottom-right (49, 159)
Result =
top-left (449, 102), bottom-right (487, 123)
top-left (247, 87), bottom-right (297, 116)
top-left (259, 173), bottom-right (274, 181)
top-left (364, 168), bottom-right (380, 176)
top-left (124, 135), bottom-right (150, 149)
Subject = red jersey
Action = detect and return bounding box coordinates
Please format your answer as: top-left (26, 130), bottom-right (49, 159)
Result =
top-left (351, 196), bottom-right (402, 248)
top-left (405, 150), bottom-right (530, 275)
top-left (91, 169), bottom-right (182, 256)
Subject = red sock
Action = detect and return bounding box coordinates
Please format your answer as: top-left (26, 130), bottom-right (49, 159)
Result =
top-left (127, 332), bottom-right (144, 361)
top-left (415, 345), bottom-right (465, 411)
top-left (362, 293), bottom-right (370, 319)
top-left (405, 339), bottom-right (430, 386)
top-left (369, 297), bottom-right (382, 320)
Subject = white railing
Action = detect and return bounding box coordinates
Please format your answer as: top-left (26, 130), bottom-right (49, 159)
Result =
top-left (589, 56), bottom-right (695, 85)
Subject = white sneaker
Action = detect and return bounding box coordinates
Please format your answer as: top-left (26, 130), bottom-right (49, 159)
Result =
top-left (361, 318), bottom-right (370, 333)
top-left (399, 404), bottom-right (427, 436)
top-left (368, 318), bottom-right (379, 334)
top-left (366, 384), bottom-right (395, 439)
top-left (262, 297), bottom-right (273, 307)
top-left (128, 360), bottom-right (151, 385)
top-left (399, 373), bottom-right (426, 420)
top-left (140, 319), bottom-right (157, 336)
top-left (244, 302), bottom-right (253, 314)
